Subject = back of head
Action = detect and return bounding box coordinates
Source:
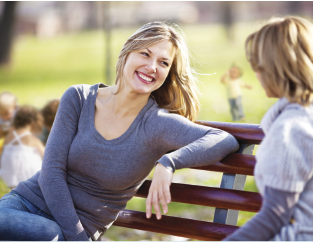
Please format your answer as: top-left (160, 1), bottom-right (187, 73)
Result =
top-left (245, 16), bottom-right (313, 105)
top-left (41, 99), bottom-right (60, 128)
top-left (115, 21), bottom-right (200, 122)
top-left (13, 105), bottom-right (43, 134)
top-left (0, 92), bottom-right (17, 107)
top-left (0, 92), bottom-right (17, 122)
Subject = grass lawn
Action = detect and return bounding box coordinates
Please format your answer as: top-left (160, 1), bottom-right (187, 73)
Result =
top-left (0, 22), bottom-right (274, 240)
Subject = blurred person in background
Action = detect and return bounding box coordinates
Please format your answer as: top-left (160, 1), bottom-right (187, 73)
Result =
top-left (0, 105), bottom-right (44, 189)
top-left (221, 63), bottom-right (252, 121)
top-left (0, 92), bottom-right (18, 139)
top-left (0, 21), bottom-right (238, 241)
top-left (38, 99), bottom-right (60, 145)
top-left (0, 92), bottom-right (18, 155)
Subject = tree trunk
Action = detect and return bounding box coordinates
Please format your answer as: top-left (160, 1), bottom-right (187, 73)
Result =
top-left (102, 1), bottom-right (112, 85)
top-left (0, 1), bottom-right (17, 66)
top-left (221, 1), bottom-right (234, 42)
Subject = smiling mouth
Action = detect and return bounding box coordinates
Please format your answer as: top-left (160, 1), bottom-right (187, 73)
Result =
top-left (136, 72), bottom-right (155, 83)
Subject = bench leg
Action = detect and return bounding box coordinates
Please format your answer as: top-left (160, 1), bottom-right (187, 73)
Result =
top-left (213, 144), bottom-right (255, 226)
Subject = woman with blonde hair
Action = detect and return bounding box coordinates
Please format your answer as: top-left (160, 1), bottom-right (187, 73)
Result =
top-left (0, 21), bottom-right (239, 241)
top-left (224, 16), bottom-right (313, 241)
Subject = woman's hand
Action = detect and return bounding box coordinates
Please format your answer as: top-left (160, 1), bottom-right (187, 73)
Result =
top-left (146, 163), bottom-right (173, 220)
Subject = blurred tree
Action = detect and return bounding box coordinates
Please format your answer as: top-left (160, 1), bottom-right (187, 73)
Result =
top-left (0, 1), bottom-right (17, 66)
top-left (221, 1), bottom-right (234, 42)
top-left (102, 1), bottom-right (112, 85)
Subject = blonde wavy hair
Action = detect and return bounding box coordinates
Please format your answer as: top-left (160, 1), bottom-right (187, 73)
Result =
top-left (115, 21), bottom-right (200, 122)
top-left (245, 16), bottom-right (313, 105)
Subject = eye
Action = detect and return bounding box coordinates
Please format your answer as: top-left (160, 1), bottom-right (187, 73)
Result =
top-left (160, 61), bottom-right (169, 67)
top-left (141, 52), bottom-right (149, 57)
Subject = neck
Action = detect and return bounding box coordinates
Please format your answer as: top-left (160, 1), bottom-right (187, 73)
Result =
top-left (107, 85), bottom-right (150, 117)
top-left (15, 125), bottom-right (32, 133)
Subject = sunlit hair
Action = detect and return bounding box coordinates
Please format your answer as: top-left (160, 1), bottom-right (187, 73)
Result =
top-left (13, 105), bottom-right (43, 134)
top-left (245, 16), bottom-right (313, 105)
top-left (0, 92), bottom-right (17, 109)
top-left (41, 99), bottom-right (60, 128)
top-left (115, 21), bottom-right (200, 122)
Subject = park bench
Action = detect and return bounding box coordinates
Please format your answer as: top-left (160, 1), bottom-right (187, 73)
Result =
top-left (113, 121), bottom-right (264, 240)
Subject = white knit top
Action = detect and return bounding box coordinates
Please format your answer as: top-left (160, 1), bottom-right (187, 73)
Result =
top-left (255, 98), bottom-right (313, 240)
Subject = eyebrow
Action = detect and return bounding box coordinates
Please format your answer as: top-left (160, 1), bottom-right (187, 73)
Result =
top-left (146, 48), bottom-right (171, 62)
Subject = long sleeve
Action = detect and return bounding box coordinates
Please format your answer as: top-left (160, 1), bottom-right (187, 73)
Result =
top-left (224, 187), bottom-right (299, 241)
top-left (38, 86), bottom-right (89, 241)
top-left (145, 109), bottom-right (239, 172)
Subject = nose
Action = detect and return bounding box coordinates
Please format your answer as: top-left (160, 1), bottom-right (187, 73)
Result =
top-left (145, 60), bottom-right (157, 73)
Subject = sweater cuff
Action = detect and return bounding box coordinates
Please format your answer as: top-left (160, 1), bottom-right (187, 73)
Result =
top-left (155, 155), bottom-right (175, 173)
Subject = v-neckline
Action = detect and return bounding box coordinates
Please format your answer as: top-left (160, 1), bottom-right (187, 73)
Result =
top-left (90, 83), bottom-right (154, 144)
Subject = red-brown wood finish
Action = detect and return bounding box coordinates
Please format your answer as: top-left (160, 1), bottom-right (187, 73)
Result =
top-left (196, 121), bottom-right (264, 144)
top-left (135, 180), bottom-right (262, 212)
top-left (192, 153), bottom-right (256, 175)
top-left (113, 209), bottom-right (239, 241)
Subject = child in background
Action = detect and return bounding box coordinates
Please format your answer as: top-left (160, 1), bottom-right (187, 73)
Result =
top-left (0, 105), bottom-right (44, 189)
top-left (0, 92), bottom-right (18, 138)
top-left (38, 99), bottom-right (60, 145)
top-left (224, 16), bottom-right (313, 241)
top-left (221, 64), bottom-right (252, 121)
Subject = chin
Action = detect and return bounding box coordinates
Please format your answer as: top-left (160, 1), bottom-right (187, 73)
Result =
top-left (132, 86), bottom-right (154, 95)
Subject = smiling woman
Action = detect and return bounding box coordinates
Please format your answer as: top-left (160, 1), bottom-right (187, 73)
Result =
top-left (0, 21), bottom-right (239, 241)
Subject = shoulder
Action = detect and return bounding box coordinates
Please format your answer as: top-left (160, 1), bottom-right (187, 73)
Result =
top-left (64, 83), bottom-right (99, 99)
top-left (260, 102), bottom-right (313, 160)
top-left (28, 134), bottom-right (44, 147)
top-left (61, 83), bottom-right (100, 107)
top-left (144, 102), bottom-right (191, 127)
top-left (271, 103), bottom-right (313, 137)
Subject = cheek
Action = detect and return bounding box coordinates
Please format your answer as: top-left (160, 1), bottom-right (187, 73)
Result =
top-left (160, 68), bottom-right (171, 82)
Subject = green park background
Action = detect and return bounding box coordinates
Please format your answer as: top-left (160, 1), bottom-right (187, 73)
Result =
top-left (0, 21), bottom-right (277, 240)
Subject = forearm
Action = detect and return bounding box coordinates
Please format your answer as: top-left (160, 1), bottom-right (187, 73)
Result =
top-left (221, 74), bottom-right (227, 83)
top-left (224, 187), bottom-right (299, 241)
top-left (157, 128), bottom-right (239, 172)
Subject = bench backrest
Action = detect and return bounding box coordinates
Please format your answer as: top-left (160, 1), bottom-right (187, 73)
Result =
top-left (113, 121), bottom-right (264, 240)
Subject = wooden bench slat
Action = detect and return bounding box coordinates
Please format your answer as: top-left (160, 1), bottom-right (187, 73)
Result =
top-left (196, 121), bottom-right (264, 145)
top-left (136, 180), bottom-right (262, 212)
top-left (113, 209), bottom-right (239, 241)
top-left (192, 153), bottom-right (256, 175)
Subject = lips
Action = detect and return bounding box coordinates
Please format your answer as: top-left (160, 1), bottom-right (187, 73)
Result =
top-left (136, 71), bottom-right (155, 84)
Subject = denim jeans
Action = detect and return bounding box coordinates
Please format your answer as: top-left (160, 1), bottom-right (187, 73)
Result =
top-left (228, 96), bottom-right (245, 121)
top-left (0, 190), bottom-right (65, 241)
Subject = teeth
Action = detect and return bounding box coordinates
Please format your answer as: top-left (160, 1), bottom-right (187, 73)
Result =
top-left (138, 72), bottom-right (153, 82)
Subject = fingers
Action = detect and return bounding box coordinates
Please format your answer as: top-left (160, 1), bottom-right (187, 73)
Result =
top-left (152, 190), bottom-right (162, 220)
top-left (159, 188), bottom-right (168, 216)
top-left (146, 192), bottom-right (152, 219)
top-left (146, 187), bottom-right (169, 220)
top-left (146, 163), bottom-right (173, 220)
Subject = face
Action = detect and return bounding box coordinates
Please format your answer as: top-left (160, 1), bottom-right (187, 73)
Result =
top-left (0, 104), bottom-right (16, 121)
top-left (255, 71), bottom-right (276, 98)
top-left (229, 66), bottom-right (241, 79)
top-left (122, 40), bottom-right (175, 95)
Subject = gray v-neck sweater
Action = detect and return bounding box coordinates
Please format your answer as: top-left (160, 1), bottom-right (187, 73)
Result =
top-left (14, 83), bottom-right (239, 241)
